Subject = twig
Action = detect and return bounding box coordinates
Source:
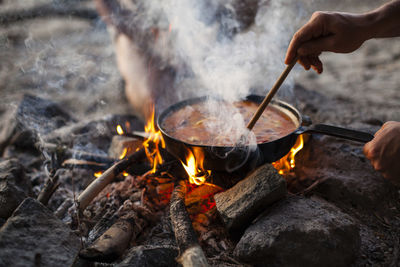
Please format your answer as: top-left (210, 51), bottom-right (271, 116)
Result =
top-left (0, 4), bottom-right (98, 26)
top-left (62, 158), bottom-right (110, 171)
top-left (39, 142), bottom-right (115, 165)
top-left (301, 178), bottom-right (328, 196)
top-left (37, 170), bottom-right (61, 206)
top-left (77, 148), bottom-right (146, 212)
top-left (170, 180), bottom-right (209, 267)
top-left (54, 198), bottom-right (74, 219)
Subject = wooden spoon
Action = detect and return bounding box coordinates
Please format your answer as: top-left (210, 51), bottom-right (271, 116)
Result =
top-left (246, 56), bottom-right (299, 130)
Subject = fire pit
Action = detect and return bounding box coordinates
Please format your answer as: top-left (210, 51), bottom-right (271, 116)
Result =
top-left (0, 0), bottom-right (399, 267)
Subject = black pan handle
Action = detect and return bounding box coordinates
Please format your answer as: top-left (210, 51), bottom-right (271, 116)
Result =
top-left (298, 124), bottom-right (374, 143)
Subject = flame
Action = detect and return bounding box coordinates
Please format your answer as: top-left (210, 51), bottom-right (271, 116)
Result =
top-left (94, 171), bottom-right (102, 178)
top-left (119, 147), bottom-right (127, 160)
top-left (272, 135), bottom-right (304, 175)
top-left (116, 125), bottom-right (124, 135)
top-left (122, 171), bottom-right (129, 177)
top-left (181, 148), bottom-right (211, 186)
top-left (143, 106), bottom-right (165, 173)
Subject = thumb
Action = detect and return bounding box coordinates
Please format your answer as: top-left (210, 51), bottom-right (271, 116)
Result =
top-left (297, 36), bottom-right (335, 56)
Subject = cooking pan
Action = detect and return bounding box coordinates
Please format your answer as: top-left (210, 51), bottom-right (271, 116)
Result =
top-left (157, 95), bottom-right (374, 172)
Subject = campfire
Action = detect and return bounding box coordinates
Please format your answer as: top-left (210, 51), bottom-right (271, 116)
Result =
top-left (1, 1), bottom-right (399, 267)
top-left (66, 103), bottom-right (307, 265)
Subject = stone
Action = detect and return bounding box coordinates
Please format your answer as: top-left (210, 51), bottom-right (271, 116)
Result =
top-left (214, 163), bottom-right (286, 231)
top-left (43, 114), bottom-right (143, 153)
top-left (0, 180), bottom-right (26, 219)
top-left (0, 94), bottom-right (75, 155)
top-left (295, 136), bottom-right (397, 213)
top-left (117, 245), bottom-right (179, 267)
top-left (0, 159), bottom-right (31, 219)
top-left (0, 198), bottom-right (80, 267)
top-left (234, 196), bottom-right (360, 267)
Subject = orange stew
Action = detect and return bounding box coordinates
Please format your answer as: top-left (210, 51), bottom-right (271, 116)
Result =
top-left (162, 100), bottom-right (298, 146)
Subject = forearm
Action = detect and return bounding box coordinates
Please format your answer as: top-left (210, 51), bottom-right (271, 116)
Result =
top-left (363, 0), bottom-right (400, 39)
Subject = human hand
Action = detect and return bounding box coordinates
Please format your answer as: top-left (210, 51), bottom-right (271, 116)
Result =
top-left (285, 11), bottom-right (370, 73)
top-left (364, 121), bottom-right (400, 186)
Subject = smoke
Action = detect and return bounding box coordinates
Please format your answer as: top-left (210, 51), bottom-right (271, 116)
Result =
top-left (134, 0), bottom-right (308, 170)
top-left (140, 0), bottom-right (306, 102)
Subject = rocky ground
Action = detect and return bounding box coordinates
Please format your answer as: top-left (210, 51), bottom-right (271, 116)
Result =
top-left (0, 0), bottom-right (399, 266)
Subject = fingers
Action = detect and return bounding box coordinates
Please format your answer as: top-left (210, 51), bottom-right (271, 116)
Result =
top-left (285, 21), bottom-right (320, 64)
top-left (308, 56), bottom-right (323, 73)
top-left (298, 55), bottom-right (323, 73)
top-left (298, 36), bottom-right (335, 56)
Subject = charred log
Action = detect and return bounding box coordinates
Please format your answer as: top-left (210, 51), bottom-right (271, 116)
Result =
top-left (170, 181), bottom-right (209, 267)
top-left (80, 219), bottom-right (133, 262)
top-left (0, 4), bottom-right (98, 26)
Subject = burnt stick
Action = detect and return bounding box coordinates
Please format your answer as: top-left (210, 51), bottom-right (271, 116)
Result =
top-left (37, 171), bottom-right (61, 206)
top-left (77, 148), bottom-right (146, 212)
top-left (39, 142), bottom-right (115, 165)
top-left (170, 180), bottom-right (209, 267)
top-left (0, 4), bottom-right (98, 26)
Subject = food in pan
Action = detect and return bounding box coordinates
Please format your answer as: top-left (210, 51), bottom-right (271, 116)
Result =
top-left (161, 100), bottom-right (298, 146)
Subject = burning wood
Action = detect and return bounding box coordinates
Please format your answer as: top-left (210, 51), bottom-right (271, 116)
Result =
top-left (170, 181), bottom-right (209, 267)
top-left (214, 163), bottom-right (287, 232)
top-left (77, 148), bottom-right (146, 212)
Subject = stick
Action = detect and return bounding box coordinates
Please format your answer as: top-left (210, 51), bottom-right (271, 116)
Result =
top-left (79, 219), bottom-right (134, 262)
top-left (246, 57), bottom-right (298, 130)
top-left (37, 172), bottom-right (61, 206)
top-left (170, 181), bottom-right (209, 267)
top-left (39, 142), bottom-right (115, 165)
top-left (0, 4), bottom-right (98, 26)
top-left (77, 148), bottom-right (146, 212)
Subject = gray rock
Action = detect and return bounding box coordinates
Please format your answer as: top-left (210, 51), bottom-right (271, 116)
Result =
top-left (0, 180), bottom-right (26, 220)
top-left (117, 245), bottom-right (179, 267)
top-left (0, 159), bottom-right (31, 219)
top-left (214, 164), bottom-right (286, 231)
top-left (43, 114), bottom-right (143, 153)
top-left (0, 94), bottom-right (75, 155)
top-left (295, 136), bottom-right (396, 212)
top-left (234, 196), bottom-right (360, 267)
top-left (0, 198), bottom-right (80, 267)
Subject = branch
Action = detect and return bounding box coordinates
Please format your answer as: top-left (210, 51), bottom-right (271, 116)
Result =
top-left (77, 148), bottom-right (146, 212)
top-left (170, 181), bottom-right (209, 267)
top-left (0, 4), bottom-right (98, 26)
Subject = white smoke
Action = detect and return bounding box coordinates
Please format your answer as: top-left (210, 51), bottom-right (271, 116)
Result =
top-left (140, 0), bottom-right (306, 102)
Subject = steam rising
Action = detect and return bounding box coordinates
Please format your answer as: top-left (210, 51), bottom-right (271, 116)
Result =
top-left (140, 0), bottom-right (307, 169)
top-left (141, 0), bottom-right (305, 101)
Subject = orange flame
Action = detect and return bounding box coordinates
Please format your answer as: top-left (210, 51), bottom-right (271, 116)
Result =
top-left (143, 106), bottom-right (165, 173)
top-left (181, 148), bottom-right (211, 186)
top-left (119, 147), bottom-right (127, 160)
top-left (116, 125), bottom-right (124, 135)
top-left (272, 135), bottom-right (304, 175)
top-left (94, 171), bottom-right (102, 178)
